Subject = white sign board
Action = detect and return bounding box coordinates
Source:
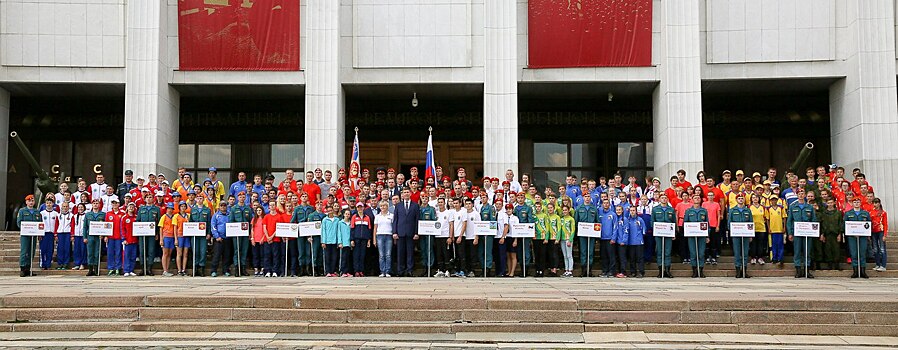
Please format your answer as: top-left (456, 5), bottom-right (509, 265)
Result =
top-left (474, 221), bottom-right (498, 236)
top-left (729, 222), bottom-right (756, 238)
top-left (794, 221), bottom-right (820, 238)
top-left (298, 221), bottom-right (322, 237)
top-left (89, 221), bottom-right (113, 236)
top-left (577, 222), bottom-right (602, 238)
top-left (683, 222), bottom-right (708, 237)
top-left (225, 222), bottom-right (249, 237)
top-left (845, 221), bottom-right (872, 237)
top-left (132, 222), bottom-right (156, 237)
top-left (417, 220), bottom-right (441, 236)
top-left (509, 223), bottom-right (535, 238)
top-left (653, 222), bottom-right (675, 238)
top-left (182, 222), bottom-right (206, 237)
top-left (275, 223), bottom-right (299, 238)
top-left (19, 222), bottom-right (44, 236)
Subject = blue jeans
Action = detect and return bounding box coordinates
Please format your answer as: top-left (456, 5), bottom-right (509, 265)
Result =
top-left (376, 235), bottom-right (393, 275)
top-left (872, 232), bottom-right (887, 267)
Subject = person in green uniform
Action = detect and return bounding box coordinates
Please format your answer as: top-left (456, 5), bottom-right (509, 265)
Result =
top-left (546, 202), bottom-right (562, 276)
top-left (557, 205), bottom-right (576, 277)
top-left (229, 191), bottom-right (253, 276)
top-left (306, 203), bottom-right (327, 276)
top-left (728, 193), bottom-right (753, 278)
top-left (683, 194), bottom-right (709, 278)
top-left (136, 193), bottom-right (161, 276)
top-left (651, 194), bottom-right (676, 278)
top-left (844, 197), bottom-right (871, 278)
top-left (190, 195), bottom-right (212, 276)
top-left (83, 198), bottom-right (106, 277)
top-left (532, 201), bottom-right (549, 277)
top-left (512, 192), bottom-right (535, 275)
top-left (418, 197), bottom-right (437, 276)
top-left (478, 198), bottom-right (498, 276)
top-left (818, 197), bottom-right (844, 271)
top-left (574, 193), bottom-right (598, 277)
top-left (292, 193), bottom-right (315, 276)
top-left (16, 194), bottom-right (40, 277)
top-left (787, 190), bottom-right (818, 278)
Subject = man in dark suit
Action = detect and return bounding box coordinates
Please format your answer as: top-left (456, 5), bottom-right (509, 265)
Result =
top-left (392, 187), bottom-right (419, 277)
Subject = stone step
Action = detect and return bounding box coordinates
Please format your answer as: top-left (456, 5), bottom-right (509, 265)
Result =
top-left (2, 320), bottom-right (897, 336)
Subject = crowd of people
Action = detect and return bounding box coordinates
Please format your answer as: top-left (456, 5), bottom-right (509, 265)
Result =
top-left (14, 164), bottom-right (889, 279)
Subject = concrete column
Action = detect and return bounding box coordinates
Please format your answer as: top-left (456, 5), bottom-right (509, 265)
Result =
top-left (123, 0), bottom-right (179, 177)
top-left (652, 0), bottom-right (704, 178)
top-left (829, 0), bottom-right (898, 210)
top-left (0, 88), bottom-right (9, 227)
top-left (304, 0), bottom-right (344, 172)
top-left (483, 0), bottom-right (518, 178)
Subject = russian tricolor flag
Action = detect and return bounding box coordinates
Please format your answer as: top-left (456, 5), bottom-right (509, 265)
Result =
top-left (425, 131), bottom-right (437, 180)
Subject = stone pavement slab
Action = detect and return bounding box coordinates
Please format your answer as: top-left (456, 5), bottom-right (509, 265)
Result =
top-left (707, 333), bottom-right (780, 344)
top-left (775, 335), bottom-right (848, 345)
top-left (456, 332), bottom-right (583, 343)
top-left (582, 331), bottom-right (650, 343)
top-left (840, 335), bottom-right (898, 346)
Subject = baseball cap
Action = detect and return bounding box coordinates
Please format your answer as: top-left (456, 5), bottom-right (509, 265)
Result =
top-left (124, 169), bottom-right (133, 176)
top-left (24, 194), bottom-right (34, 201)
top-left (505, 204), bottom-right (514, 209)
top-left (155, 191), bottom-right (164, 197)
top-left (172, 192), bottom-right (181, 197)
top-left (735, 170), bottom-right (744, 176)
top-left (148, 173), bottom-right (156, 177)
top-left (208, 167), bottom-right (217, 172)
top-left (136, 176), bottom-right (145, 181)
top-left (722, 170), bottom-right (731, 175)
top-left (166, 203), bottom-right (174, 209)
top-left (752, 172), bottom-right (761, 178)
top-left (141, 187), bottom-right (150, 192)
top-left (111, 198), bottom-right (119, 203)
top-left (356, 202), bottom-right (364, 207)
top-left (179, 201), bottom-right (187, 206)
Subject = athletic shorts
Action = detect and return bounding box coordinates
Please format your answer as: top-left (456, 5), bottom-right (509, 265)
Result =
top-left (163, 237), bottom-right (175, 249)
top-left (177, 237), bottom-right (191, 248)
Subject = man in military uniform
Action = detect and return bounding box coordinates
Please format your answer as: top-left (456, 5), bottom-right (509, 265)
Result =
top-left (292, 194), bottom-right (315, 276)
top-left (574, 192), bottom-right (598, 277)
top-left (844, 197), bottom-right (871, 278)
top-left (478, 197), bottom-right (498, 276)
top-left (818, 197), bottom-right (844, 271)
top-left (787, 190), bottom-right (818, 278)
top-left (228, 191), bottom-right (253, 276)
top-left (116, 170), bottom-right (137, 201)
top-left (683, 194), bottom-right (709, 278)
top-left (190, 195), bottom-right (212, 276)
top-left (651, 194), bottom-right (676, 278)
top-left (16, 195), bottom-right (40, 277)
top-left (728, 194), bottom-right (753, 278)
top-left (136, 193), bottom-right (161, 276)
top-left (418, 197), bottom-right (437, 276)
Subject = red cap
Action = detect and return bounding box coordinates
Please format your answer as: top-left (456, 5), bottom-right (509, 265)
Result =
top-left (496, 189), bottom-right (504, 193)
top-left (502, 181), bottom-right (510, 185)
top-left (376, 181), bottom-right (384, 186)
top-left (441, 176), bottom-right (451, 182)
top-left (362, 168), bottom-right (369, 173)
top-left (492, 177), bottom-right (500, 182)
top-left (387, 168), bottom-right (395, 172)
top-left (482, 177), bottom-right (490, 181)
top-left (411, 176), bottom-right (420, 181)
top-left (505, 203), bottom-right (514, 209)
top-left (24, 194), bottom-right (34, 201)
top-left (457, 167), bottom-right (465, 172)
top-left (410, 166), bottom-right (418, 171)
top-left (508, 191), bottom-right (517, 196)
top-left (472, 186), bottom-right (480, 191)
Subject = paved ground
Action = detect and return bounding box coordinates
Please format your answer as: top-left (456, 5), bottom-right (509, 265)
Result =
top-left (1, 275), bottom-right (897, 301)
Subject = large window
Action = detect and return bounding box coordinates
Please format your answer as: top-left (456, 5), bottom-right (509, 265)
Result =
top-left (178, 143), bottom-right (304, 186)
top-left (531, 142), bottom-right (652, 189)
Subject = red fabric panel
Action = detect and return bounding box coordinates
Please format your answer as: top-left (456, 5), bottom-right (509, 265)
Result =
top-left (528, 0), bottom-right (652, 68)
top-left (178, 0), bottom-right (299, 71)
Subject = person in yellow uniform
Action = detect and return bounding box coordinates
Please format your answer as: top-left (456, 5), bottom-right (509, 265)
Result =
top-left (558, 205), bottom-right (576, 277)
top-left (546, 202), bottom-right (561, 276)
top-left (767, 196), bottom-right (787, 267)
top-left (749, 194), bottom-right (768, 265)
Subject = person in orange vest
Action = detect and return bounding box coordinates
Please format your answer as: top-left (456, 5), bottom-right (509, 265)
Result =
top-left (158, 203), bottom-right (177, 276)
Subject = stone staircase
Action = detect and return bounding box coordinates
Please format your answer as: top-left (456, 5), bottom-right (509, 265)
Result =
top-left (1, 231), bottom-right (896, 277)
top-left (1, 290), bottom-right (897, 336)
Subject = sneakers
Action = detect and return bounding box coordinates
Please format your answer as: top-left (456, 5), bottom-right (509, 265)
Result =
top-left (162, 271), bottom-right (174, 277)
top-left (710, 258), bottom-right (718, 265)
top-left (750, 258), bottom-right (757, 265)
top-left (211, 272), bottom-right (218, 277)
top-left (562, 271), bottom-right (573, 277)
top-left (758, 258), bottom-right (766, 265)
top-left (615, 273), bottom-right (626, 278)
top-left (341, 273), bottom-right (352, 277)
top-left (453, 271), bottom-right (466, 277)
top-left (874, 266), bottom-right (886, 272)
top-left (265, 272), bottom-right (272, 277)
top-left (433, 270), bottom-right (443, 277)
top-left (384, 273), bottom-right (391, 277)
top-left (379, 273), bottom-right (386, 277)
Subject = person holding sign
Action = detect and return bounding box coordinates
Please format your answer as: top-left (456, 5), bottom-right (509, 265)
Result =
top-left (136, 194), bottom-right (161, 276)
top-left (787, 190), bottom-right (817, 278)
top-left (158, 203), bottom-right (177, 277)
top-left (121, 203), bottom-right (138, 276)
top-left (16, 195), bottom-right (40, 277)
top-left (683, 194), bottom-right (709, 278)
top-left (209, 202), bottom-right (231, 277)
top-left (306, 203), bottom-right (327, 276)
top-left (557, 204), bottom-right (575, 277)
top-left (83, 199), bottom-right (105, 276)
top-left (292, 194), bottom-right (314, 276)
top-left (651, 194), bottom-right (676, 278)
top-left (102, 199), bottom-right (124, 276)
top-left (174, 202), bottom-right (191, 276)
top-left (189, 196), bottom-right (212, 276)
top-left (574, 193), bottom-right (598, 277)
top-left (229, 192), bottom-right (253, 277)
top-left (433, 198), bottom-right (454, 277)
top-left (418, 197), bottom-right (437, 276)
top-left (844, 197), bottom-right (871, 278)
top-left (728, 194), bottom-right (753, 278)
top-left (478, 198), bottom-right (498, 277)
top-left (624, 206), bottom-right (647, 278)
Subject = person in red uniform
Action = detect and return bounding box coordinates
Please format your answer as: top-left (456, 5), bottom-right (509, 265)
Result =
top-left (121, 203), bottom-right (139, 276)
top-left (676, 170), bottom-right (692, 190)
top-left (278, 169), bottom-right (300, 196)
top-left (302, 171), bottom-right (322, 207)
top-left (104, 199), bottom-right (124, 276)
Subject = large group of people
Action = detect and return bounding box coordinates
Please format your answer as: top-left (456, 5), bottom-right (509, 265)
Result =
top-left (14, 163), bottom-right (889, 279)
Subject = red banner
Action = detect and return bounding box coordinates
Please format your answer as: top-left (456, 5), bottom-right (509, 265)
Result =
top-left (528, 0), bottom-right (652, 68)
top-left (178, 0), bottom-right (299, 71)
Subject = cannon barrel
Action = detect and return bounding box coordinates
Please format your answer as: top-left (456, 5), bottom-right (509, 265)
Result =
top-left (10, 131), bottom-right (58, 198)
top-left (781, 142), bottom-right (814, 184)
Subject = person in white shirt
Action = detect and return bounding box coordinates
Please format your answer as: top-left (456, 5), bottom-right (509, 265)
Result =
top-left (39, 199), bottom-right (59, 270)
top-left (506, 169), bottom-right (523, 193)
top-left (100, 186), bottom-right (119, 213)
top-left (89, 174), bottom-right (108, 202)
top-left (433, 198), bottom-right (454, 277)
top-left (55, 183), bottom-right (70, 207)
top-left (450, 198), bottom-right (468, 277)
top-left (72, 203), bottom-right (88, 270)
top-left (499, 203), bottom-right (520, 277)
top-left (55, 202), bottom-right (74, 270)
top-left (462, 199), bottom-right (480, 276)
top-left (372, 201), bottom-right (395, 277)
